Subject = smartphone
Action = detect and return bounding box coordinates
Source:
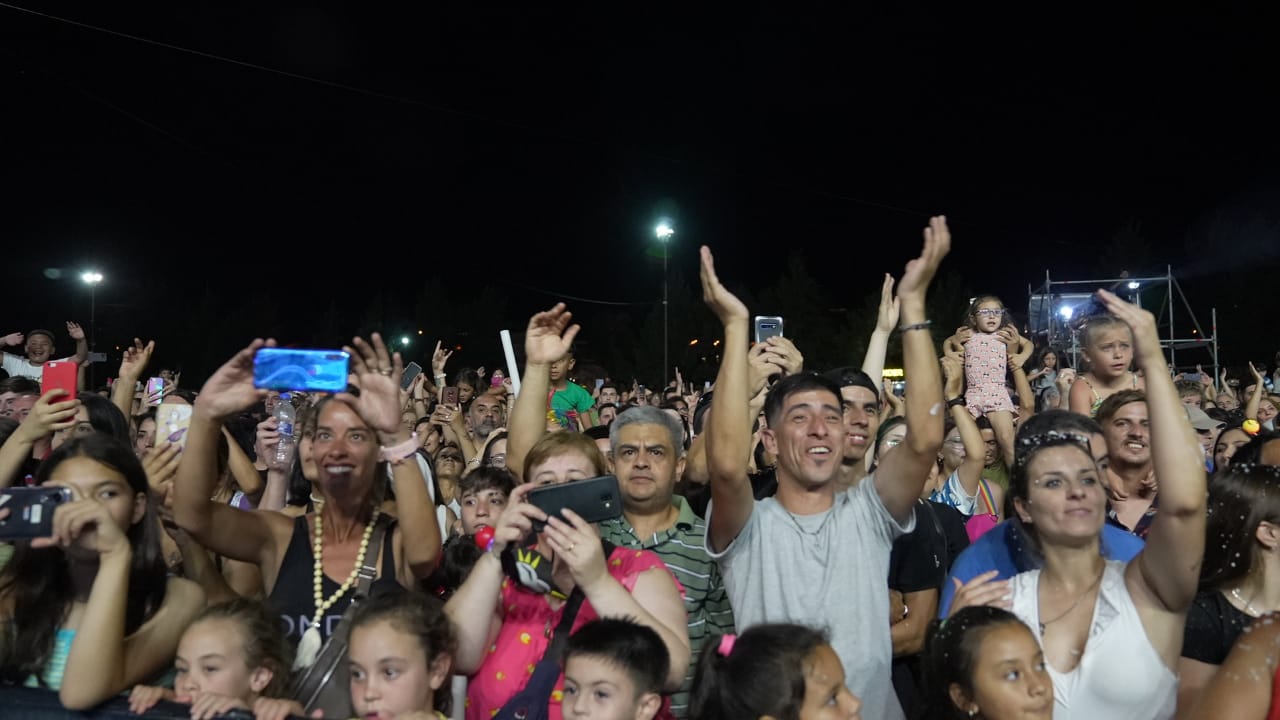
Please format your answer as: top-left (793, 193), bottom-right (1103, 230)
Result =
top-left (594, 378), bottom-right (605, 391)
top-left (892, 380), bottom-right (907, 397)
top-left (526, 475), bottom-right (623, 531)
top-left (253, 348), bottom-right (351, 393)
top-left (401, 362), bottom-right (423, 391)
top-left (144, 376), bottom-right (166, 407)
top-left (157, 402), bottom-right (194, 451)
top-left (635, 385), bottom-right (646, 404)
top-left (0, 487), bottom-right (73, 540)
top-left (41, 360), bottom-right (78, 398)
top-left (754, 316), bottom-right (784, 344)
top-left (440, 386), bottom-right (460, 406)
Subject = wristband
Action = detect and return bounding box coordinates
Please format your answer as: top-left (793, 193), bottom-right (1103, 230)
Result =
top-left (898, 320), bottom-right (932, 333)
top-left (379, 433), bottom-right (420, 465)
top-left (946, 397), bottom-right (966, 409)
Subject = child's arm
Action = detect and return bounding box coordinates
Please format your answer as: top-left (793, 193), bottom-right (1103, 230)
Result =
top-left (1245, 362), bottom-right (1266, 421)
top-left (1068, 376), bottom-right (1095, 415)
top-left (860, 273), bottom-right (898, 383)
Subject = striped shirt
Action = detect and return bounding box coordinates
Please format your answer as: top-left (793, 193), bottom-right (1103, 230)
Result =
top-left (600, 495), bottom-right (735, 719)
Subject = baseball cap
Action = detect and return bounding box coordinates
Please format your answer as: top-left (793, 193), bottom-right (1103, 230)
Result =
top-left (1186, 405), bottom-right (1225, 432)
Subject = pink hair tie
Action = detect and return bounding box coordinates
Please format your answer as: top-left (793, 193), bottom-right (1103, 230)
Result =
top-left (717, 634), bottom-right (737, 657)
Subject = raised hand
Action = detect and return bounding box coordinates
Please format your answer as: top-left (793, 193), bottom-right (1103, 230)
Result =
top-left (699, 246), bottom-right (749, 324)
top-left (948, 570), bottom-right (1012, 617)
top-left (65, 321), bottom-right (85, 341)
top-left (524, 303), bottom-right (581, 366)
top-left (194, 339), bottom-right (273, 421)
top-left (431, 340), bottom-right (453, 377)
top-left (117, 338), bottom-right (155, 380)
top-left (760, 336), bottom-right (804, 376)
top-left (14, 389), bottom-right (79, 443)
top-left (338, 333), bottom-right (404, 436)
top-left (874, 273), bottom-right (901, 334)
top-left (1096, 289), bottom-right (1162, 367)
top-left (896, 215), bottom-right (951, 302)
top-left (142, 442), bottom-right (183, 489)
top-left (0, 332), bottom-right (22, 347)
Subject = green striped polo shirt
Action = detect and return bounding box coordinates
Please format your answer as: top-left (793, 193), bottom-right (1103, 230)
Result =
top-left (599, 494), bottom-right (735, 720)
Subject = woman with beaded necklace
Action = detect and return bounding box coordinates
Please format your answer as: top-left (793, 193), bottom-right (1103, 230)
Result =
top-left (173, 334), bottom-right (442, 666)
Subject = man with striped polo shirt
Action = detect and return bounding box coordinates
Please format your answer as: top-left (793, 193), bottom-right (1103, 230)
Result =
top-left (599, 404), bottom-right (734, 719)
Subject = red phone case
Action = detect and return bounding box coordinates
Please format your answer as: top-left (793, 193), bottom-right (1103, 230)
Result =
top-left (41, 360), bottom-right (78, 398)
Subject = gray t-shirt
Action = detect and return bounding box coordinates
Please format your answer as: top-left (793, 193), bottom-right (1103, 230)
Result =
top-left (706, 476), bottom-right (913, 720)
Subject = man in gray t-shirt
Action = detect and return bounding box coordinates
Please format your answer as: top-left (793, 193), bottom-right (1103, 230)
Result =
top-left (697, 219), bottom-right (950, 720)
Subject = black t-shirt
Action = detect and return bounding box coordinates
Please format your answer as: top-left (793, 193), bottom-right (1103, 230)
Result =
top-left (1182, 589), bottom-right (1253, 664)
top-left (889, 500), bottom-right (970, 593)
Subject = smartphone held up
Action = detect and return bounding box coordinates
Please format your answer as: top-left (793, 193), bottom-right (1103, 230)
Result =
top-left (253, 348), bottom-right (350, 393)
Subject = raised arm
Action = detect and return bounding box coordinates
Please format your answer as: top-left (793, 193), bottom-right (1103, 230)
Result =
top-left (172, 340), bottom-right (292, 570)
top-left (505, 304), bottom-right (580, 482)
top-left (1244, 362), bottom-right (1265, 422)
top-left (861, 273), bottom-right (899, 382)
top-left (112, 339), bottom-right (155, 423)
top-left (873, 216), bottom-right (950, 523)
top-left (338, 333), bottom-right (442, 581)
top-left (66, 321), bottom-right (88, 366)
top-left (0, 390), bottom-right (77, 487)
top-left (1002, 328), bottom-right (1035, 418)
top-left (1099, 290), bottom-right (1205, 615)
top-left (700, 247), bottom-right (756, 553)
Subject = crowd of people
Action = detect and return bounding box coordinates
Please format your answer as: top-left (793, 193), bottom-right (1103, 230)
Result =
top-left (0, 216), bottom-right (1278, 720)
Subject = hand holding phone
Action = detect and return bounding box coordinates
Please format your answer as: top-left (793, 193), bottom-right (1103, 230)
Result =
top-left (440, 386), bottom-right (460, 406)
top-left (144, 377), bottom-right (167, 407)
top-left (401, 362), bottom-right (424, 391)
top-left (0, 487), bottom-right (73, 540)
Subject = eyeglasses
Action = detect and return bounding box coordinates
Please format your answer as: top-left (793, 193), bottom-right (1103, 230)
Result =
top-left (975, 309), bottom-right (1003, 318)
top-left (485, 454), bottom-right (507, 467)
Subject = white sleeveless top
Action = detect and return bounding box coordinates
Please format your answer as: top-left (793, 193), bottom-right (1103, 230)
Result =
top-left (1009, 560), bottom-right (1177, 720)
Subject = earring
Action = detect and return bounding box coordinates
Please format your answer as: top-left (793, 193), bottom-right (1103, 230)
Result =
top-left (968, 707), bottom-right (979, 718)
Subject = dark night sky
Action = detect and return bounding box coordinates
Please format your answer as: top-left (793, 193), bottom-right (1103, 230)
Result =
top-left (3, 3), bottom-right (1279, 380)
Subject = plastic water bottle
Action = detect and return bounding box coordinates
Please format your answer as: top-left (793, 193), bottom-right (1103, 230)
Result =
top-left (274, 393), bottom-right (296, 465)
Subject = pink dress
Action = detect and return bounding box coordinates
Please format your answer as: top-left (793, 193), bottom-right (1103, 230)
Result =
top-left (964, 331), bottom-right (1016, 417)
top-left (465, 546), bottom-right (682, 720)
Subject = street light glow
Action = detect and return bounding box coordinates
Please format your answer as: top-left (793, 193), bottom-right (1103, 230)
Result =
top-left (1127, 281), bottom-right (1140, 290)
top-left (655, 223), bottom-right (674, 240)
top-left (400, 336), bottom-right (410, 346)
top-left (81, 271), bottom-right (103, 285)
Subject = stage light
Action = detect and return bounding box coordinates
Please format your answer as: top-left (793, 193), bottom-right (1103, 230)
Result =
top-left (1059, 306), bottom-right (1074, 320)
top-left (1127, 281), bottom-right (1140, 290)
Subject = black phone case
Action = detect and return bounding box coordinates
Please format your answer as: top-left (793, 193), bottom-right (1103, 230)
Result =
top-left (526, 475), bottom-right (623, 530)
top-left (0, 487), bottom-right (72, 540)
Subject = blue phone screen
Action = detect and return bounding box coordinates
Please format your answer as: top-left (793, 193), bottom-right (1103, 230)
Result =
top-left (253, 349), bottom-right (351, 392)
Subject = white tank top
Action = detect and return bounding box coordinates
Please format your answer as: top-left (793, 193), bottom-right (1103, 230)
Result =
top-left (1009, 560), bottom-right (1177, 720)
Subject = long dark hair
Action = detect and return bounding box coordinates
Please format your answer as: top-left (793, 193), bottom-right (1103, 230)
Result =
top-left (689, 623), bottom-right (828, 720)
top-left (921, 607), bottom-right (1033, 720)
top-left (77, 393), bottom-right (132, 444)
top-left (0, 434), bottom-right (167, 686)
top-left (1201, 464), bottom-right (1280, 592)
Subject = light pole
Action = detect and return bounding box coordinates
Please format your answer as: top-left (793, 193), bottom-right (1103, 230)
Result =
top-left (81, 271), bottom-right (102, 387)
top-left (655, 222), bottom-right (674, 389)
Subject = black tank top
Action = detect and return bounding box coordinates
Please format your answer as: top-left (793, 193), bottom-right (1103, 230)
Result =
top-left (268, 513), bottom-right (401, 647)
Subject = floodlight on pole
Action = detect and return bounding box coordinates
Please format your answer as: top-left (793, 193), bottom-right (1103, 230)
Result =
top-left (655, 222), bottom-right (674, 386)
top-left (1059, 306), bottom-right (1074, 320)
top-left (1127, 281), bottom-right (1140, 290)
top-left (82, 270), bottom-right (103, 387)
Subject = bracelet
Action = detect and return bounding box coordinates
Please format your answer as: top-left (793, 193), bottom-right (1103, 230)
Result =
top-left (379, 433), bottom-right (420, 465)
top-left (946, 397), bottom-right (966, 409)
top-left (898, 320), bottom-right (932, 333)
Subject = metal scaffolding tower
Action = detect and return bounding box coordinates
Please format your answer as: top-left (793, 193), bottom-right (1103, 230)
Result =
top-left (1026, 266), bottom-right (1220, 383)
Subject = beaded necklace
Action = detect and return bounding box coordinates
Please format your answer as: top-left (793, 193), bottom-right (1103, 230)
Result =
top-left (292, 506), bottom-right (380, 670)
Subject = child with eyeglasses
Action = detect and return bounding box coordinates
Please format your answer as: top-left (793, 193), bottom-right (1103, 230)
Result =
top-left (944, 295), bottom-right (1021, 472)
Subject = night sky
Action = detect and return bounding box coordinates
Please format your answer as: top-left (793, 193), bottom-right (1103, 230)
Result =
top-left (4, 4), bottom-right (1279, 382)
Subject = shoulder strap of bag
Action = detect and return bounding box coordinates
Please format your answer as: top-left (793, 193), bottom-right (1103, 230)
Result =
top-left (541, 538), bottom-right (614, 663)
top-left (354, 516), bottom-right (389, 599)
top-left (977, 478), bottom-right (997, 517)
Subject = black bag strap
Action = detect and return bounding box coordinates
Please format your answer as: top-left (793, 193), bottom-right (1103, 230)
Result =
top-left (353, 516), bottom-right (389, 600)
top-left (539, 538), bottom-right (614, 664)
